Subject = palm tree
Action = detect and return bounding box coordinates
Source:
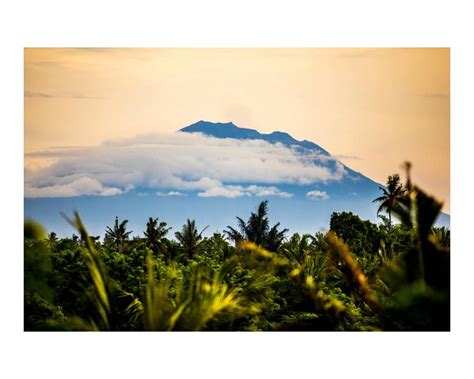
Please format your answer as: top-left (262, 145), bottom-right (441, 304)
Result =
top-left (432, 227), bottom-right (450, 249)
top-left (144, 217), bottom-right (171, 252)
top-left (225, 200), bottom-right (288, 251)
top-left (45, 232), bottom-right (58, 251)
top-left (175, 219), bottom-right (208, 258)
top-left (246, 201), bottom-right (270, 245)
top-left (373, 174), bottom-right (406, 228)
top-left (105, 216), bottom-right (132, 252)
top-left (280, 233), bottom-right (330, 279)
top-left (280, 233), bottom-right (312, 264)
top-left (265, 223), bottom-right (289, 252)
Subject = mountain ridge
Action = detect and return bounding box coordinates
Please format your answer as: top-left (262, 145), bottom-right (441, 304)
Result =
top-left (180, 120), bottom-right (374, 184)
top-left (180, 120), bottom-right (332, 156)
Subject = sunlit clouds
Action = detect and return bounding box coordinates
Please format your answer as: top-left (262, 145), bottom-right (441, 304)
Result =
top-left (24, 132), bottom-right (346, 198)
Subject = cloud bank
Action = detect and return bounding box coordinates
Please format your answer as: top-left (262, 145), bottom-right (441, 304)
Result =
top-left (25, 132), bottom-right (346, 198)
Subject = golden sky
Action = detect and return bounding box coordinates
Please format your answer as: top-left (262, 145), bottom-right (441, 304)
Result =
top-left (24, 48), bottom-right (450, 211)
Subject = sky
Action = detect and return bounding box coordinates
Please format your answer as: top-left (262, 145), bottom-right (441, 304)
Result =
top-left (24, 48), bottom-right (450, 211)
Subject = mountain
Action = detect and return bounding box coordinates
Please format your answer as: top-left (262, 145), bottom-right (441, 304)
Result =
top-left (24, 120), bottom-right (449, 237)
top-left (179, 120), bottom-right (380, 195)
top-left (180, 120), bottom-right (331, 154)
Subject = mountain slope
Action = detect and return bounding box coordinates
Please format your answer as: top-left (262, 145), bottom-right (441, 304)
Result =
top-left (180, 120), bottom-right (378, 187)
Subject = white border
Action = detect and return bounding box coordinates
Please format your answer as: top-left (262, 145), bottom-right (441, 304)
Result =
top-left (1, 1), bottom-right (473, 378)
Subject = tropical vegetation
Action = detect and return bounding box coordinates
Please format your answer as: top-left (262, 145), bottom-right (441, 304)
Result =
top-left (24, 166), bottom-right (450, 331)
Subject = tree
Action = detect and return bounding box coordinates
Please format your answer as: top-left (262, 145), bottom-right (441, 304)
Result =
top-left (225, 200), bottom-right (288, 251)
top-left (373, 174), bottom-right (406, 228)
top-left (200, 232), bottom-right (231, 261)
top-left (144, 217), bottom-right (171, 252)
top-left (329, 212), bottom-right (381, 256)
top-left (45, 232), bottom-right (58, 251)
top-left (175, 219), bottom-right (208, 258)
top-left (266, 222), bottom-right (290, 252)
top-left (105, 217), bottom-right (132, 252)
top-left (280, 233), bottom-right (313, 265)
top-left (432, 226), bottom-right (450, 249)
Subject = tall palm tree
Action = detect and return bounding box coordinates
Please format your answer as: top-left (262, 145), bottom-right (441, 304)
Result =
top-left (225, 200), bottom-right (288, 251)
top-left (105, 216), bottom-right (132, 252)
top-left (373, 174), bottom-right (406, 228)
top-left (175, 219), bottom-right (208, 258)
top-left (144, 217), bottom-right (171, 252)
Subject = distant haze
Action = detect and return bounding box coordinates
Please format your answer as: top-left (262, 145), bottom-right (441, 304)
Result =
top-left (25, 48), bottom-right (450, 211)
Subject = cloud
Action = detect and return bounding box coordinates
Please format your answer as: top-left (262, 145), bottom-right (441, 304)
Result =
top-left (156, 191), bottom-right (187, 197)
top-left (24, 90), bottom-right (100, 99)
top-left (25, 176), bottom-right (130, 198)
top-left (333, 154), bottom-right (360, 161)
top-left (306, 190), bottom-right (329, 200)
top-left (25, 91), bottom-right (55, 98)
top-left (25, 132), bottom-right (346, 198)
top-left (197, 184), bottom-right (293, 198)
top-left (423, 92), bottom-right (450, 100)
top-left (244, 185), bottom-right (293, 198)
top-left (197, 186), bottom-right (249, 198)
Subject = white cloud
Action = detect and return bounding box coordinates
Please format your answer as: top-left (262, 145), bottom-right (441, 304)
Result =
top-left (247, 185), bottom-right (293, 198)
top-left (156, 191), bottom-right (187, 197)
top-left (306, 190), bottom-right (330, 200)
top-left (197, 186), bottom-right (249, 198)
top-left (197, 184), bottom-right (293, 198)
top-left (25, 132), bottom-right (345, 198)
top-left (25, 176), bottom-right (130, 198)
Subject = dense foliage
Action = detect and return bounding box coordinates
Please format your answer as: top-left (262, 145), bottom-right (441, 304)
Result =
top-left (24, 168), bottom-right (450, 331)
